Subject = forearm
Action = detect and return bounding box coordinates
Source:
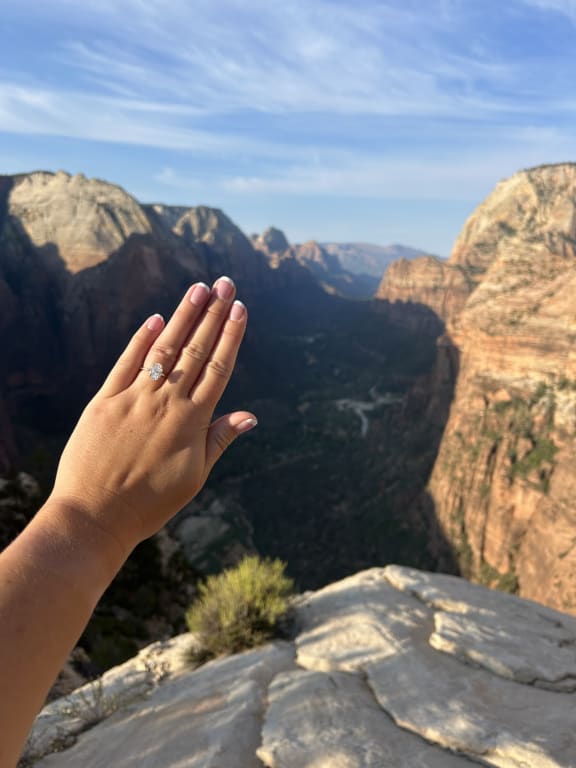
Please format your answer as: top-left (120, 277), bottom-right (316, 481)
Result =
top-left (0, 499), bottom-right (129, 767)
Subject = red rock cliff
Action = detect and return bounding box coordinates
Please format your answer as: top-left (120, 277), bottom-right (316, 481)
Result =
top-left (425, 164), bottom-right (576, 613)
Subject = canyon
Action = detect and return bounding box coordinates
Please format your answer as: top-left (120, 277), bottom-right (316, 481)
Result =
top-left (3, 162), bottom-right (576, 679)
top-left (0, 170), bottom-right (442, 669)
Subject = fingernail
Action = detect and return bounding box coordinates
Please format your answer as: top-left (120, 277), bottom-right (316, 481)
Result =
top-left (215, 276), bottom-right (235, 300)
top-left (190, 282), bottom-right (210, 305)
top-left (146, 314), bottom-right (164, 331)
top-left (237, 417), bottom-right (258, 433)
top-left (230, 300), bottom-right (246, 321)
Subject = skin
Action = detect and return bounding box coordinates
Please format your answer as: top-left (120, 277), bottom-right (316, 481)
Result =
top-left (0, 276), bottom-right (257, 767)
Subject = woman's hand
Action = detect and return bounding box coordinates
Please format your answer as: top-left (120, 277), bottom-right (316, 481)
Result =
top-left (49, 276), bottom-right (257, 557)
top-left (0, 277), bottom-right (256, 766)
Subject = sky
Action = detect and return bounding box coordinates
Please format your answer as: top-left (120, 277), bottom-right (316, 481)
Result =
top-left (2, 0), bottom-right (576, 256)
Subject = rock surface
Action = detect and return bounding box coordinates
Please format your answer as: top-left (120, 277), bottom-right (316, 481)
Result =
top-left (27, 567), bottom-right (576, 767)
top-left (373, 163), bottom-right (576, 612)
top-left (8, 171), bottom-right (152, 272)
top-left (426, 164), bottom-right (576, 613)
top-left (375, 255), bottom-right (472, 333)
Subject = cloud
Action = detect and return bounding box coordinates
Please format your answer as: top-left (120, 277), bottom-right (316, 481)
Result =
top-left (3, 0), bottom-right (576, 212)
top-left (516, 0), bottom-right (576, 20)
top-left (156, 118), bottom-right (576, 201)
top-left (0, 81), bottom-right (309, 157)
top-left (2, 0), bottom-right (531, 118)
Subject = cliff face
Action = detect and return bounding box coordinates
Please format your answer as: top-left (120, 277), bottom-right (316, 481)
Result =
top-left (375, 256), bottom-right (472, 334)
top-left (151, 205), bottom-right (272, 289)
top-left (423, 164), bottom-right (576, 613)
top-left (8, 171), bottom-right (152, 272)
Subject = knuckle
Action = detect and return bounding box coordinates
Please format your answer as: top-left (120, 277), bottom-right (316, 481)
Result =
top-left (183, 341), bottom-right (207, 362)
top-left (151, 342), bottom-right (176, 360)
top-left (214, 429), bottom-right (232, 452)
top-left (207, 358), bottom-right (230, 379)
top-left (206, 303), bottom-right (227, 319)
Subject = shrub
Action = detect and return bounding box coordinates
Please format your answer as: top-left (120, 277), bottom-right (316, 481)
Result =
top-left (185, 556), bottom-right (294, 659)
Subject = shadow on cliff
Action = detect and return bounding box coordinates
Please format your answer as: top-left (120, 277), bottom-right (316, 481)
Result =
top-left (1, 214), bottom-right (462, 587)
top-left (371, 297), bottom-right (462, 577)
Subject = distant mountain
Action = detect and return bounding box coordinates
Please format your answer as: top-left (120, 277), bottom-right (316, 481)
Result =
top-left (252, 228), bottom-right (385, 299)
top-left (321, 242), bottom-right (431, 279)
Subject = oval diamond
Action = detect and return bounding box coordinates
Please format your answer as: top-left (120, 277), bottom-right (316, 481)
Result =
top-left (149, 362), bottom-right (164, 381)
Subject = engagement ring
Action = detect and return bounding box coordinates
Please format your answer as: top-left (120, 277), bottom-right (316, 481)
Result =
top-left (140, 362), bottom-right (165, 381)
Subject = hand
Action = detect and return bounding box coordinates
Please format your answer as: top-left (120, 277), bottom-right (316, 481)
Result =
top-left (48, 276), bottom-right (256, 557)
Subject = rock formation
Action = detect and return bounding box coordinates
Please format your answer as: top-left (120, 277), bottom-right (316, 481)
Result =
top-left (8, 171), bottom-right (153, 272)
top-left (375, 255), bottom-right (472, 334)
top-left (2, 170), bottom-right (447, 669)
top-left (253, 228), bottom-right (379, 299)
top-left (25, 567), bottom-right (576, 767)
top-left (383, 163), bottom-right (576, 613)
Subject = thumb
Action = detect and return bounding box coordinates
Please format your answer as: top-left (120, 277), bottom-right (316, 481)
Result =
top-left (205, 411), bottom-right (258, 471)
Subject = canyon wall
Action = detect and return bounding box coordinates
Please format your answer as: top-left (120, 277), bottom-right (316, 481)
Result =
top-left (402, 164), bottom-right (576, 613)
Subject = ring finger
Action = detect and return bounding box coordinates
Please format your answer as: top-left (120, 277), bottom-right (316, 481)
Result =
top-left (137, 281), bottom-right (211, 390)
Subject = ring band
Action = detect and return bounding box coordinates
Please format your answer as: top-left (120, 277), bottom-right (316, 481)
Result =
top-left (140, 362), bottom-right (165, 381)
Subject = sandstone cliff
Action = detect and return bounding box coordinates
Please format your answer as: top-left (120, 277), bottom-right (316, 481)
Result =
top-left (7, 171), bottom-right (153, 272)
top-left (375, 255), bottom-right (473, 333)
top-left (399, 164), bottom-right (576, 613)
top-left (25, 567), bottom-right (576, 767)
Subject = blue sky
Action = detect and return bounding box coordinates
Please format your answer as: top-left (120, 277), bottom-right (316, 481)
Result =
top-left (2, 0), bottom-right (576, 256)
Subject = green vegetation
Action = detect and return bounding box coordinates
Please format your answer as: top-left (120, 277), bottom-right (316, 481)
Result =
top-left (478, 559), bottom-right (519, 595)
top-left (498, 222), bottom-right (517, 237)
top-left (488, 386), bottom-right (558, 494)
top-left (509, 437), bottom-right (558, 481)
top-left (186, 556), bottom-right (294, 659)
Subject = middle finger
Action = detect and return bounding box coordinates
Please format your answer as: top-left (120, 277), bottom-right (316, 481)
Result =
top-left (171, 276), bottom-right (237, 394)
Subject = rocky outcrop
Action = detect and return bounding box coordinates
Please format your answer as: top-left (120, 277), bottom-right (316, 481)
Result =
top-left (253, 229), bottom-right (379, 299)
top-left (251, 226), bottom-right (290, 258)
top-left (375, 255), bottom-right (472, 333)
top-left (26, 567), bottom-right (576, 767)
top-left (7, 172), bottom-right (152, 272)
top-left (411, 164), bottom-right (576, 613)
top-left (151, 205), bottom-right (272, 289)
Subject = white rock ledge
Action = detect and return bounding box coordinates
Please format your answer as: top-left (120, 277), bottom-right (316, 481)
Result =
top-left (24, 567), bottom-right (576, 767)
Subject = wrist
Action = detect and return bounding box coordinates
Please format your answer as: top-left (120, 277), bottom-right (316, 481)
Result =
top-left (27, 496), bottom-right (134, 600)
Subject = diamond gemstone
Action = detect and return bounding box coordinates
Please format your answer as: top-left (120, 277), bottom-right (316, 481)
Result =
top-left (149, 362), bottom-right (164, 381)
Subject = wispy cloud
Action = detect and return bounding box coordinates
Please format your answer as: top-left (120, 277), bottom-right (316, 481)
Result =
top-left (156, 119), bottom-right (576, 201)
top-left (517, 0), bottom-right (576, 20)
top-left (2, 0), bottom-right (576, 250)
top-left (0, 0), bottom-right (546, 119)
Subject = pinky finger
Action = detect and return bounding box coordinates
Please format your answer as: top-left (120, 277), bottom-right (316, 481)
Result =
top-left (99, 314), bottom-right (165, 397)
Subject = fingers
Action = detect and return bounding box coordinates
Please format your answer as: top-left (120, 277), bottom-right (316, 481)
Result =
top-left (189, 299), bottom-right (247, 406)
top-left (205, 412), bottom-right (258, 472)
top-left (171, 276), bottom-right (237, 394)
top-left (99, 314), bottom-right (165, 397)
top-left (137, 282), bottom-right (211, 391)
